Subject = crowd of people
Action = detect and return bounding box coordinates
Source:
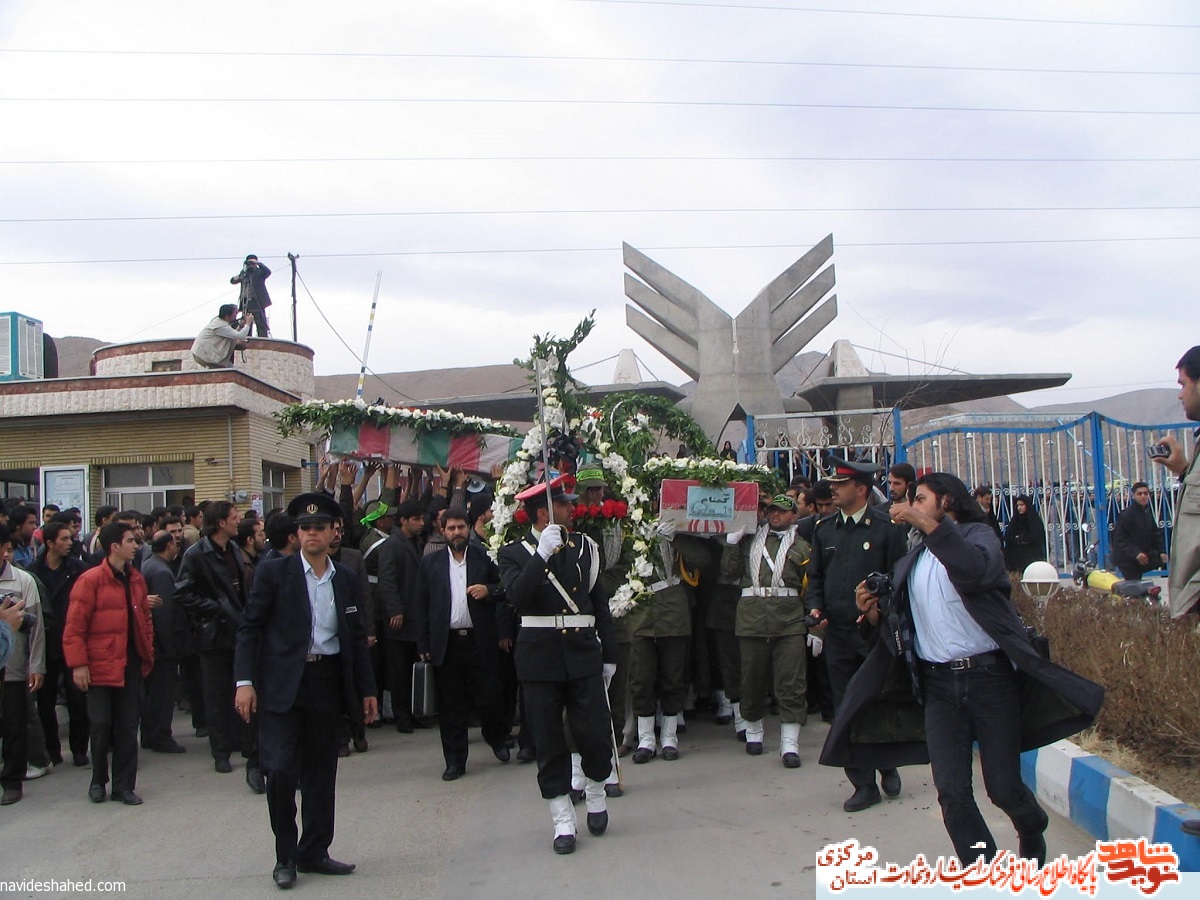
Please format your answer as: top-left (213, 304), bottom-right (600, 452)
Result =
top-left (2, 344), bottom-right (1197, 882)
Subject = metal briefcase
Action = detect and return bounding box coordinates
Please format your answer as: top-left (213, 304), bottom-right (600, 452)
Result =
top-left (412, 660), bottom-right (437, 717)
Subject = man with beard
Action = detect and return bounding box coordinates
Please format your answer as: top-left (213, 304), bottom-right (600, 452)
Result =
top-left (415, 508), bottom-right (508, 780)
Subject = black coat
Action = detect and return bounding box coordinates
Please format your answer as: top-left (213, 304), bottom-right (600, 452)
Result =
top-left (331, 546), bottom-right (374, 637)
top-left (142, 553), bottom-right (189, 659)
top-left (376, 531), bottom-right (422, 641)
top-left (820, 518), bottom-right (1105, 771)
top-left (1111, 502), bottom-right (1164, 572)
top-left (496, 532), bottom-right (616, 681)
top-left (28, 551), bottom-right (86, 662)
top-left (414, 544), bottom-right (503, 666)
top-left (175, 536), bottom-right (251, 652)
top-left (233, 554), bottom-right (375, 718)
top-left (1003, 508), bottom-right (1047, 574)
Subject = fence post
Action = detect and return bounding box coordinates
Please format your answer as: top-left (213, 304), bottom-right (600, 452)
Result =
top-left (892, 406), bottom-right (906, 462)
top-left (745, 415), bottom-right (756, 464)
top-left (1090, 412), bottom-right (1110, 569)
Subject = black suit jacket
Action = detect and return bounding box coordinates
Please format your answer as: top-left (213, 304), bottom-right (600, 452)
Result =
top-left (234, 554), bottom-right (376, 720)
top-left (415, 544), bottom-right (503, 666)
top-left (496, 532), bottom-right (617, 681)
top-left (376, 531), bottom-right (422, 641)
top-left (175, 536), bottom-right (250, 651)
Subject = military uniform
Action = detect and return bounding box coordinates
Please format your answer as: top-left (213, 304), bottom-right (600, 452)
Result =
top-left (576, 516), bottom-right (631, 750)
top-left (497, 504), bottom-right (617, 852)
top-left (807, 501), bottom-right (907, 793)
top-left (721, 521), bottom-right (811, 763)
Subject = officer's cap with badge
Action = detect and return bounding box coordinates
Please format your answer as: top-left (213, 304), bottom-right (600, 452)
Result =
top-left (287, 491), bottom-right (342, 527)
top-left (825, 455), bottom-right (880, 485)
top-left (515, 474), bottom-right (578, 511)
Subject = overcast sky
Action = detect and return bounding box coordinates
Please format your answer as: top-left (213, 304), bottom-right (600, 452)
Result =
top-left (1, 0), bottom-right (1196, 408)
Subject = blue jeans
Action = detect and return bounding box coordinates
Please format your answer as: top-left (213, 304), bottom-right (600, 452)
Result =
top-left (923, 663), bottom-right (1048, 863)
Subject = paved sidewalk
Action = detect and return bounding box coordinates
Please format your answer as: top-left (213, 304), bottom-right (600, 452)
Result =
top-left (0, 711), bottom-right (1098, 899)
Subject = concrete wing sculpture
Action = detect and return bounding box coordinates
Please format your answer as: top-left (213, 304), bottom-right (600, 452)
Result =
top-left (623, 236), bottom-right (838, 442)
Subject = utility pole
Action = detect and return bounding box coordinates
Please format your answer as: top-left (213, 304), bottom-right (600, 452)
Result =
top-left (288, 252), bottom-right (299, 342)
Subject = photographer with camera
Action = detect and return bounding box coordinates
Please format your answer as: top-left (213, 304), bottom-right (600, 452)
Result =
top-left (230, 254), bottom-right (272, 337)
top-left (805, 456), bottom-right (907, 811)
top-left (823, 473), bottom-right (1103, 867)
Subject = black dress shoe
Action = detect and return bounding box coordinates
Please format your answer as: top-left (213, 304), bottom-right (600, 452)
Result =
top-left (112, 790), bottom-right (143, 805)
top-left (151, 741), bottom-right (187, 754)
top-left (337, 744), bottom-right (351, 758)
top-left (214, 757), bottom-right (233, 774)
top-left (782, 752), bottom-right (801, 768)
top-left (1182, 819), bottom-right (1200, 836)
top-left (745, 742), bottom-right (763, 756)
top-left (569, 788), bottom-right (585, 804)
top-left (714, 713), bottom-right (732, 725)
top-left (1019, 832), bottom-right (1047, 867)
top-left (492, 744), bottom-right (511, 763)
top-left (88, 782), bottom-right (106, 803)
top-left (587, 810), bottom-right (609, 835)
top-left (246, 766), bottom-right (266, 794)
top-left (552, 834), bottom-right (576, 855)
top-left (353, 736), bottom-right (369, 753)
top-left (736, 729), bottom-right (747, 742)
top-left (395, 721), bottom-right (415, 734)
top-left (604, 783), bottom-right (624, 798)
top-left (73, 753), bottom-right (90, 767)
top-left (297, 857), bottom-right (356, 875)
top-left (631, 747), bottom-right (655, 764)
top-left (1, 787), bottom-right (22, 805)
top-left (442, 764), bottom-right (465, 782)
top-left (881, 769), bottom-right (902, 798)
top-left (195, 727), bottom-right (210, 738)
top-left (366, 719), bottom-right (383, 729)
top-left (843, 786), bottom-right (882, 813)
top-left (661, 746), bottom-right (679, 761)
top-left (516, 747), bottom-right (536, 763)
top-left (273, 862), bottom-right (297, 889)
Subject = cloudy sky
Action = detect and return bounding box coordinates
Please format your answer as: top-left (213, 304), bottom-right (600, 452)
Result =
top-left (1, 0), bottom-right (1196, 407)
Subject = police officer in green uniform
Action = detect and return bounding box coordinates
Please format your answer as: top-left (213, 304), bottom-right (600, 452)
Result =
top-left (806, 457), bottom-right (908, 810)
top-left (721, 494), bottom-right (812, 766)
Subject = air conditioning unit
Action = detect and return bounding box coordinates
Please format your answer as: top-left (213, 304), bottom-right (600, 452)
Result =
top-left (0, 312), bottom-right (44, 381)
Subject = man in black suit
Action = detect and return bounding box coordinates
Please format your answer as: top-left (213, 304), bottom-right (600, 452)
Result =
top-left (376, 499), bottom-right (427, 732)
top-left (415, 507), bottom-right (509, 781)
top-left (234, 493), bottom-right (378, 889)
top-left (496, 476), bottom-right (618, 855)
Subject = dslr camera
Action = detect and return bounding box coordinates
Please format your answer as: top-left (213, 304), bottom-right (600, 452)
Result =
top-left (864, 571), bottom-right (893, 598)
top-left (1147, 443), bottom-right (1171, 460)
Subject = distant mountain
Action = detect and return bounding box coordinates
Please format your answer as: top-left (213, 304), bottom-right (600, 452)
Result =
top-left (313, 363), bottom-right (529, 406)
top-left (50, 335), bottom-right (107, 377)
top-left (1028, 389), bottom-right (1186, 426)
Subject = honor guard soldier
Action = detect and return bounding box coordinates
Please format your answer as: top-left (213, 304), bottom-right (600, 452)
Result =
top-left (805, 457), bottom-right (908, 811)
top-left (234, 492), bottom-right (378, 888)
top-left (721, 494), bottom-right (812, 766)
top-left (496, 476), bottom-right (618, 855)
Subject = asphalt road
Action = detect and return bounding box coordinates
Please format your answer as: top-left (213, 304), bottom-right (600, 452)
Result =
top-left (0, 709), bottom-right (1098, 899)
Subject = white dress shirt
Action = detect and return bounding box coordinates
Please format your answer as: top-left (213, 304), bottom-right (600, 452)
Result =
top-left (448, 552), bottom-right (473, 630)
top-left (907, 548), bottom-right (999, 663)
top-left (304, 555), bottom-right (341, 656)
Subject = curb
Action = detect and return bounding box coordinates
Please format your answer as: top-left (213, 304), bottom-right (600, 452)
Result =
top-left (1022, 739), bottom-right (1200, 871)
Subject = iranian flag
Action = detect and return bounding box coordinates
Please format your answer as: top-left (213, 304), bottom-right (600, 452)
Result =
top-left (329, 423), bottom-right (522, 473)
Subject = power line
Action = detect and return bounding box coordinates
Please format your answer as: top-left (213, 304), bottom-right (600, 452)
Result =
top-left (5, 204), bottom-right (1198, 225)
top-left (2, 96), bottom-right (1197, 115)
top-left (2, 155), bottom-right (1194, 165)
top-left (565, 0), bottom-right (1200, 30)
top-left (1, 46), bottom-right (1194, 77)
top-left (9, 204), bottom-right (1200, 225)
top-left (1, 235), bottom-right (1197, 267)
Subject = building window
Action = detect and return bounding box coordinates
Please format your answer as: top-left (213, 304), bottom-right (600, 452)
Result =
top-left (263, 463), bottom-right (286, 513)
top-left (151, 359), bottom-right (182, 372)
top-left (103, 462), bottom-right (194, 514)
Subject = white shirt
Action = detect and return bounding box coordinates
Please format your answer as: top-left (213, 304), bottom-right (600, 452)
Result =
top-left (448, 552), bottom-right (472, 629)
top-left (303, 555), bottom-right (341, 656)
top-left (906, 548), bottom-right (999, 663)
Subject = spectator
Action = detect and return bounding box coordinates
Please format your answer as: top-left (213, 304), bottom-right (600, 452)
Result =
top-left (0, 524), bottom-right (46, 805)
top-left (140, 531), bottom-right (187, 754)
top-left (85, 505), bottom-right (118, 557)
top-left (229, 254), bottom-right (272, 337)
top-left (1003, 496), bottom-right (1047, 575)
top-left (10, 505), bottom-right (40, 568)
top-left (973, 486), bottom-right (1002, 540)
top-left (1, 596), bottom-right (27, 668)
top-left (1111, 482), bottom-right (1167, 580)
top-left (63, 520), bottom-right (156, 805)
top-left (29, 520), bottom-right (90, 768)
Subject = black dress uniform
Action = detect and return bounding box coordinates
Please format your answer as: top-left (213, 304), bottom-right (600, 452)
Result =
top-left (496, 478), bottom-right (617, 852)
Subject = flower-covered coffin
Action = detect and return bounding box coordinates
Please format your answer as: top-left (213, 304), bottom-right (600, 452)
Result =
top-left (329, 422), bottom-right (523, 473)
top-left (659, 479), bottom-right (759, 535)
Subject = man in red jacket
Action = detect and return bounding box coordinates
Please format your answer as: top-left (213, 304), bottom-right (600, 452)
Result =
top-left (63, 521), bottom-right (157, 806)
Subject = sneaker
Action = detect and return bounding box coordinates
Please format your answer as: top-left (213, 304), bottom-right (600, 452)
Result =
top-left (24, 763), bottom-right (51, 780)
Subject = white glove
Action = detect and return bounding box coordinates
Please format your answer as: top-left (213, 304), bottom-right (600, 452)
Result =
top-left (602, 663), bottom-right (617, 689)
top-left (725, 529), bottom-right (746, 545)
top-left (654, 518), bottom-right (677, 540)
top-left (807, 633), bottom-right (824, 657)
top-left (536, 525), bottom-right (565, 560)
